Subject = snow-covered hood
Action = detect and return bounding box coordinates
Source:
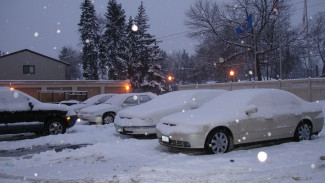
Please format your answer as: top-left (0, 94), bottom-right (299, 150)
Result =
top-left (68, 103), bottom-right (89, 112)
top-left (80, 103), bottom-right (118, 113)
top-left (118, 103), bottom-right (190, 123)
top-left (33, 102), bottom-right (69, 111)
top-left (160, 106), bottom-right (246, 127)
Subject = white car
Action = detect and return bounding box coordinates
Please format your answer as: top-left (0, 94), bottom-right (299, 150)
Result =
top-left (156, 89), bottom-right (324, 154)
top-left (114, 90), bottom-right (226, 135)
top-left (69, 94), bottom-right (115, 114)
top-left (78, 93), bottom-right (157, 124)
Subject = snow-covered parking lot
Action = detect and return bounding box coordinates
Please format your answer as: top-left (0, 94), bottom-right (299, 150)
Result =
top-left (0, 103), bottom-right (325, 183)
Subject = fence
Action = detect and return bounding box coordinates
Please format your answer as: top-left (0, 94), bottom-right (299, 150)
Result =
top-left (178, 78), bottom-right (325, 102)
top-left (0, 80), bottom-right (130, 102)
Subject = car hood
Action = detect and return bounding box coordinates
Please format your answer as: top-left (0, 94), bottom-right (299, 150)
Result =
top-left (80, 104), bottom-right (117, 113)
top-left (160, 107), bottom-right (247, 127)
top-left (118, 103), bottom-right (191, 123)
top-left (68, 103), bottom-right (89, 111)
top-left (33, 103), bottom-right (68, 112)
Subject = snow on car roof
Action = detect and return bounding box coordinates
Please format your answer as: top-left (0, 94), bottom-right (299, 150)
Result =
top-left (117, 89), bottom-right (225, 119)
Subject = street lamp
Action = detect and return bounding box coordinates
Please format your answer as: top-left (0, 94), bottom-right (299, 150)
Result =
top-left (167, 75), bottom-right (173, 92)
top-left (125, 84), bottom-right (130, 93)
top-left (229, 70), bottom-right (235, 82)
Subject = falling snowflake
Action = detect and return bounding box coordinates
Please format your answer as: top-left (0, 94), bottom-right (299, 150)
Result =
top-left (131, 24), bottom-right (138, 32)
top-left (53, 47), bottom-right (57, 50)
top-left (13, 92), bottom-right (19, 98)
top-left (34, 32), bottom-right (39, 37)
top-left (85, 39), bottom-right (90, 44)
top-left (56, 29), bottom-right (61, 34)
top-left (257, 151), bottom-right (267, 162)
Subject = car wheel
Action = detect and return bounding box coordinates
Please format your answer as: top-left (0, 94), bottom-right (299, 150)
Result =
top-left (205, 128), bottom-right (233, 154)
top-left (45, 119), bottom-right (66, 135)
top-left (294, 121), bottom-right (311, 141)
top-left (102, 113), bottom-right (115, 125)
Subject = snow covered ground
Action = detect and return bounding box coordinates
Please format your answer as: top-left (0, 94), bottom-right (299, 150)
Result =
top-left (0, 103), bottom-right (325, 183)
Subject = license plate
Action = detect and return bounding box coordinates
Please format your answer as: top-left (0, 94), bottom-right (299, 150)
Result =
top-left (162, 135), bottom-right (169, 143)
top-left (116, 125), bottom-right (124, 132)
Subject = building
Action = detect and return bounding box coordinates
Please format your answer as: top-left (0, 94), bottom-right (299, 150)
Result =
top-left (0, 49), bottom-right (69, 80)
top-left (0, 49), bottom-right (131, 102)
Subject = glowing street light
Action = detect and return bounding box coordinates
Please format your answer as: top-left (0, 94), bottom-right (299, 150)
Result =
top-left (125, 84), bottom-right (130, 93)
top-left (229, 70), bottom-right (235, 82)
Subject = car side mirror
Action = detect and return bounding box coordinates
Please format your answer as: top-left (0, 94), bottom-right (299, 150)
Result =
top-left (28, 101), bottom-right (34, 110)
top-left (190, 101), bottom-right (199, 109)
top-left (121, 103), bottom-right (127, 107)
top-left (245, 105), bottom-right (258, 115)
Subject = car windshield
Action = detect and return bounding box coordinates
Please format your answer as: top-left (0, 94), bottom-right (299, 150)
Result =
top-left (82, 94), bottom-right (113, 104)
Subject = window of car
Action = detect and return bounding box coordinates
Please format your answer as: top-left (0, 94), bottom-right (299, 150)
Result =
top-left (96, 95), bottom-right (113, 104)
top-left (23, 65), bottom-right (35, 74)
top-left (139, 95), bottom-right (152, 104)
top-left (123, 95), bottom-right (139, 106)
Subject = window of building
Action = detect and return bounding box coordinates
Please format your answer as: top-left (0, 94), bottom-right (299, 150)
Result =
top-left (23, 65), bottom-right (35, 74)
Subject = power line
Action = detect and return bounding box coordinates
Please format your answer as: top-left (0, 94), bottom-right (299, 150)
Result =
top-left (156, 31), bottom-right (189, 41)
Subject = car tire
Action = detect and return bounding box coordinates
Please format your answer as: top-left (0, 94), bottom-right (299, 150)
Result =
top-left (102, 113), bottom-right (115, 125)
top-left (205, 128), bottom-right (233, 154)
top-left (294, 121), bottom-right (312, 141)
top-left (45, 119), bottom-right (66, 135)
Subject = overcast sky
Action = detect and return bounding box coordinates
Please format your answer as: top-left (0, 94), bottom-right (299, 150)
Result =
top-left (0, 0), bottom-right (324, 59)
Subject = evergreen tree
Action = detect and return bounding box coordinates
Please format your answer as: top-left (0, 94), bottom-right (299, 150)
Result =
top-left (134, 2), bottom-right (165, 93)
top-left (59, 46), bottom-right (82, 80)
top-left (99, 0), bottom-right (127, 80)
top-left (123, 16), bottom-right (142, 89)
top-left (78, 0), bottom-right (99, 80)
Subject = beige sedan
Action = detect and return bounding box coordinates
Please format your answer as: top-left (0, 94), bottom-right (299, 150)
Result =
top-left (156, 89), bottom-right (324, 154)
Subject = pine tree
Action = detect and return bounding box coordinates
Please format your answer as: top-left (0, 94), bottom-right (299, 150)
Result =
top-left (78, 0), bottom-right (99, 80)
top-left (134, 2), bottom-right (165, 93)
top-left (123, 16), bottom-right (142, 89)
top-left (99, 0), bottom-right (127, 80)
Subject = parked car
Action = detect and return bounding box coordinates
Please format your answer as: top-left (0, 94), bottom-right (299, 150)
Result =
top-left (78, 92), bottom-right (157, 125)
top-left (68, 94), bottom-right (115, 114)
top-left (114, 90), bottom-right (226, 135)
top-left (0, 87), bottom-right (77, 135)
top-left (59, 100), bottom-right (80, 106)
top-left (156, 89), bottom-right (324, 154)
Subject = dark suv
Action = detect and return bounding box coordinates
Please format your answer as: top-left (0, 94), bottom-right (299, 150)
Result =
top-left (0, 87), bottom-right (77, 135)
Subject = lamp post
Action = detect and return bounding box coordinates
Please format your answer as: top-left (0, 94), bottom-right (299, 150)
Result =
top-left (167, 75), bottom-right (173, 92)
top-left (229, 70), bottom-right (235, 82)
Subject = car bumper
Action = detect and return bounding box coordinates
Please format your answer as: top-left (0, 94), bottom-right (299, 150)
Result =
top-left (114, 124), bottom-right (156, 135)
top-left (78, 114), bottom-right (102, 124)
top-left (67, 115), bottom-right (78, 128)
top-left (156, 127), bottom-right (207, 149)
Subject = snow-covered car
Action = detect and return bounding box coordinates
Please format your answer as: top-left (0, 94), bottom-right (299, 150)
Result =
top-left (157, 89), bottom-right (324, 154)
top-left (78, 92), bottom-right (157, 124)
top-left (114, 89), bottom-right (226, 135)
top-left (0, 87), bottom-right (77, 135)
top-left (68, 93), bottom-right (115, 114)
top-left (59, 100), bottom-right (80, 106)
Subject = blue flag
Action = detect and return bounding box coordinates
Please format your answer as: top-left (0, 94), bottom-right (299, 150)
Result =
top-left (236, 14), bottom-right (253, 35)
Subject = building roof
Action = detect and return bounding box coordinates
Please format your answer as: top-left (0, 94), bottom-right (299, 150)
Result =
top-left (0, 49), bottom-right (70, 66)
